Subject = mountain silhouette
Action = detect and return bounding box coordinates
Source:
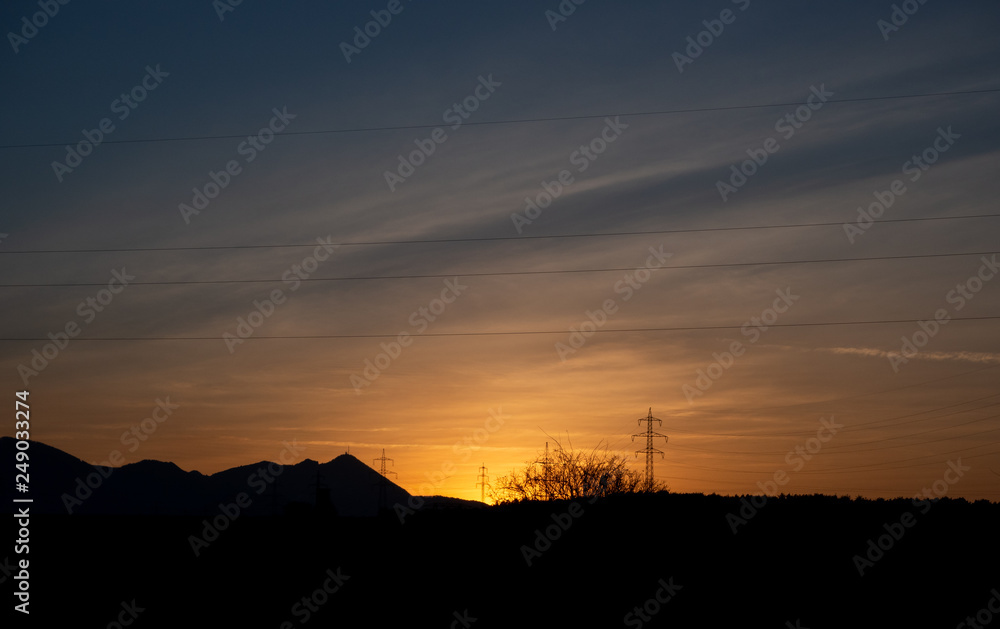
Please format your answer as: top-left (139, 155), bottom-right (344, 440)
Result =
top-left (0, 438), bottom-right (416, 517)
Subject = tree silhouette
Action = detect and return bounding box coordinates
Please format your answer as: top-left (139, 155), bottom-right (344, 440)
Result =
top-left (491, 439), bottom-right (664, 502)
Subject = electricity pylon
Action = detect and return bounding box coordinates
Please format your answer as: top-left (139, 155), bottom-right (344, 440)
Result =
top-left (373, 448), bottom-right (396, 511)
top-left (374, 449), bottom-right (396, 479)
top-left (476, 463), bottom-right (489, 503)
top-left (543, 441), bottom-right (551, 500)
top-left (631, 408), bottom-right (668, 492)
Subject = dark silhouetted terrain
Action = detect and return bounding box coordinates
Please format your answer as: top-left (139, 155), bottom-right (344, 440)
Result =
top-left (3, 439), bottom-right (998, 627)
top-left (0, 437), bottom-right (412, 517)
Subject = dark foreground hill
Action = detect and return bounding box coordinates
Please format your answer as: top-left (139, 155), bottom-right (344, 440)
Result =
top-left (6, 492), bottom-right (999, 628)
top-left (0, 437), bottom-right (412, 517)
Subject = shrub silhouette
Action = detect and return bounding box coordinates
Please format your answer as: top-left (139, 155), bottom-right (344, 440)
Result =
top-left (491, 439), bottom-right (663, 502)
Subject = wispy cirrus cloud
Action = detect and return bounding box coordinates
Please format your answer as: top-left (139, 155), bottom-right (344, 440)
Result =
top-left (819, 346), bottom-right (1000, 364)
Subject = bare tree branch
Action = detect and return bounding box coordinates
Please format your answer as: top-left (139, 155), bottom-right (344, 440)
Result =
top-left (490, 438), bottom-right (666, 503)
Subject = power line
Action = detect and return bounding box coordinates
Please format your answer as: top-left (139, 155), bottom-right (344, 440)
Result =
top-left (669, 394), bottom-right (1000, 446)
top-left (663, 478), bottom-right (999, 496)
top-left (669, 439), bottom-right (1000, 475)
top-left (665, 363), bottom-right (1000, 425)
top-left (2, 87), bottom-right (996, 150)
top-left (0, 316), bottom-right (997, 342)
top-left (597, 387), bottom-right (1000, 466)
top-left (797, 444), bottom-right (1000, 475)
top-left (820, 415), bottom-right (1000, 454)
top-left (671, 407), bottom-right (1000, 456)
top-left (2, 249), bottom-right (996, 287)
top-left (666, 378), bottom-right (1000, 438)
top-left (826, 401), bottom-right (1000, 440)
top-left (594, 373), bottom-right (1000, 455)
top-left (2, 214), bottom-right (998, 255)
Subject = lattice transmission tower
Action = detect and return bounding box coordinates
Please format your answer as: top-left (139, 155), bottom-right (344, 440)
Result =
top-left (476, 463), bottom-right (489, 503)
top-left (373, 448), bottom-right (397, 511)
top-left (374, 449), bottom-right (396, 478)
top-left (542, 441), bottom-right (551, 501)
top-left (631, 408), bottom-right (668, 492)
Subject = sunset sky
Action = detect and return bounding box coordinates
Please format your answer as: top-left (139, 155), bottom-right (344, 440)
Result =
top-left (2, 0), bottom-right (999, 503)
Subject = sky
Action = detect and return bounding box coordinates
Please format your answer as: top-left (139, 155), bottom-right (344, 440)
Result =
top-left (1, 0), bottom-right (999, 503)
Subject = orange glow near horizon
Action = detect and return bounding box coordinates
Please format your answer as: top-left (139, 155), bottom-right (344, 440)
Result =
top-left (2, 4), bottom-right (999, 504)
top-left (23, 332), bottom-right (1000, 503)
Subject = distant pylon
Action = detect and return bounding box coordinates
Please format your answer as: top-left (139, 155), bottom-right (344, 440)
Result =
top-left (631, 408), bottom-right (668, 492)
top-left (374, 448), bottom-right (396, 479)
top-left (543, 441), bottom-right (551, 501)
top-left (476, 463), bottom-right (489, 503)
top-left (373, 448), bottom-right (396, 511)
